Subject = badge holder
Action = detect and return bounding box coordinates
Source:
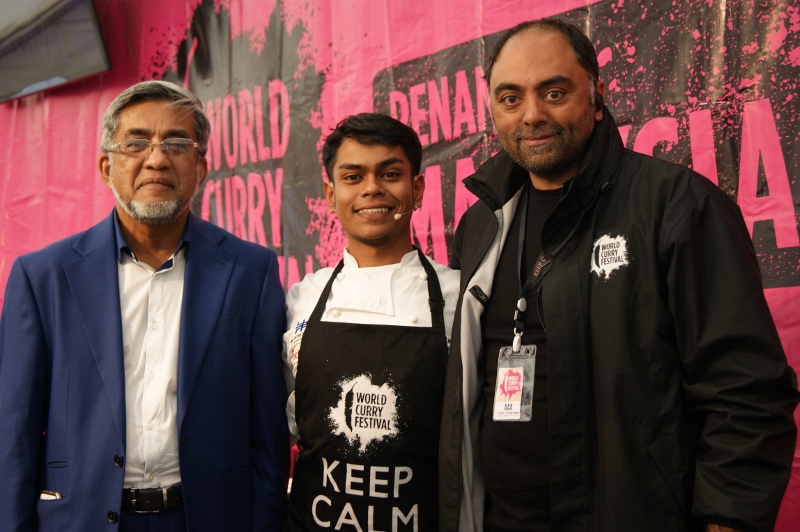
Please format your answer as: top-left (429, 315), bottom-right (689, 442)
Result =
top-left (493, 298), bottom-right (536, 422)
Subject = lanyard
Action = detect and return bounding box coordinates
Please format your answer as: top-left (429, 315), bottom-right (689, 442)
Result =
top-left (512, 184), bottom-right (551, 352)
top-left (510, 135), bottom-right (615, 352)
top-left (512, 179), bottom-right (592, 353)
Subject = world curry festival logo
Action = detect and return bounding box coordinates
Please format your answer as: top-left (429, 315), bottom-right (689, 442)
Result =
top-left (329, 374), bottom-right (399, 452)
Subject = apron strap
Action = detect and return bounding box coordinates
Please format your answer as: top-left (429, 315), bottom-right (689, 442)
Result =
top-left (416, 247), bottom-right (446, 333)
top-left (307, 259), bottom-right (344, 324)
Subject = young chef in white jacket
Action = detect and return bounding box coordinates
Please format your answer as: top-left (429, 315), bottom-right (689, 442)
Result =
top-left (283, 113), bottom-right (459, 531)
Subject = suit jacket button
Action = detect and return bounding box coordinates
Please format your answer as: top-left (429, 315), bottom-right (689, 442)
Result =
top-left (114, 455), bottom-right (123, 467)
top-left (107, 510), bottom-right (118, 523)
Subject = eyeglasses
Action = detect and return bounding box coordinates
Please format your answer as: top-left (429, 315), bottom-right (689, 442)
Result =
top-left (109, 139), bottom-right (199, 157)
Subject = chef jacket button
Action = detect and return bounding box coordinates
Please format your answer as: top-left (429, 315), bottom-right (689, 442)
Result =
top-left (113, 455), bottom-right (123, 467)
top-left (329, 309), bottom-right (341, 318)
top-left (409, 315), bottom-right (418, 324)
top-left (107, 510), bottom-right (118, 523)
top-left (419, 272), bottom-right (428, 281)
top-left (336, 272), bottom-right (345, 280)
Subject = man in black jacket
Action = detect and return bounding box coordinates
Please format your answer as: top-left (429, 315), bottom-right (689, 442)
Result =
top-left (439, 18), bottom-right (799, 532)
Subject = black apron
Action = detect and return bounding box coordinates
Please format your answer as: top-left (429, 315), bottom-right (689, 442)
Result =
top-left (286, 249), bottom-right (448, 531)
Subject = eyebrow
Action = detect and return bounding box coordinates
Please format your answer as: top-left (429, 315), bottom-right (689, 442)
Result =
top-left (336, 156), bottom-right (405, 172)
top-left (493, 82), bottom-right (523, 98)
top-left (124, 128), bottom-right (191, 139)
top-left (493, 75), bottom-right (575, 98)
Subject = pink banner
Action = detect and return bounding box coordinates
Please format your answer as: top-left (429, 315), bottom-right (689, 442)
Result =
top-left (0, 0), bottom-right (798, 526)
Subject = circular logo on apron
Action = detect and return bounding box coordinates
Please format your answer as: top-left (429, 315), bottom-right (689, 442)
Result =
top-left (328, 374), bottom-right (399, 452)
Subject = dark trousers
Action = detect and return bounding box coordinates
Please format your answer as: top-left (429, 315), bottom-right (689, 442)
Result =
top-left (118, 509), bottom-right (187, 532)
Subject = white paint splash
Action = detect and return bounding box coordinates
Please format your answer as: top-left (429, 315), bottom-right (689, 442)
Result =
top-left (590, 234), bottom-right (630, 279)
top-left (329, 374), bottom-right (399, 452)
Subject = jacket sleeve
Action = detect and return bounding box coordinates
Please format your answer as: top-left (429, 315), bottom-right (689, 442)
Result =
top-left (251, 251), bottom-right (290, 531)
top-left (0, 258), bottom-right (48, 530)
top-left (665, 187), bottom-right (799, 531)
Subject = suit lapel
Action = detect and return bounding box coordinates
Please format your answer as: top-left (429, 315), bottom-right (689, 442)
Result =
top-left (177, 218), bottom-right (235, 429)
top-left (63, 214), bottom-right (126, 446)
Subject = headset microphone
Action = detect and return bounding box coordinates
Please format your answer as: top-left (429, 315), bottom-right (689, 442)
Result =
top-left (393, 205), bottom-right (418, 220)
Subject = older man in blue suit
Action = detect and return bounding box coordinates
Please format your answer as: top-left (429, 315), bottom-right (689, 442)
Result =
top-left (0, 81), bottom-right (289, 531)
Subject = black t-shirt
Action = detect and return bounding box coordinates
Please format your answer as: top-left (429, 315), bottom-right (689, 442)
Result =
top-left (480, 182), bottom-right (561, 531)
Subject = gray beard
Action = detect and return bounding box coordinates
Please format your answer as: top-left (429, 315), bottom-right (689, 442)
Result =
top-left (117, 196), bottom-right (187, 225)
top-left (106, 160), bottom-right (201, 225)
top-left (109, 180), bottom-right (196, 226)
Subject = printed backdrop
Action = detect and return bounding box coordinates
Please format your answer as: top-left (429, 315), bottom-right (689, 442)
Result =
top-left (0, 0), bottom-right (798, 526)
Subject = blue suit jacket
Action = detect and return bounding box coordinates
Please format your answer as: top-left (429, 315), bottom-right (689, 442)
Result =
top-left (0, 211), bottom-right (289, 531)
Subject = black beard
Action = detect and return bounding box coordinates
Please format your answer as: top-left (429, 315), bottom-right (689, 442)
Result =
top-left (498, 113), bottom-right (596, 181)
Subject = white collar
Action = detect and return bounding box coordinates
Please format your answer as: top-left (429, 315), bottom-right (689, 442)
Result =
top-left (341, 248), bottom-right (420, 269)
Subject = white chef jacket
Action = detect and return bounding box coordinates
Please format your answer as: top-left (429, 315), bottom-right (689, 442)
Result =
top-left (283, 248), bottom-right (460, 438)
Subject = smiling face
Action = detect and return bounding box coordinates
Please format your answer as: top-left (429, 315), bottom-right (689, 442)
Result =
top-left (98, 100), bottom-right (208, 228)
top-left (324, 139), bottom-right (424, 266)
top-left (490, 28), bottom-right (604, 189)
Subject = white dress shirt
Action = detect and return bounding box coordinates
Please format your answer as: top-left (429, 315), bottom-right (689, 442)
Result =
top-left (283, 248), bottom-right (460, 437)
top-left (118, 248), bottom-right (185, 489)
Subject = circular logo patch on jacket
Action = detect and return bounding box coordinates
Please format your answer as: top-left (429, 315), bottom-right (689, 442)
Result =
top-left (590, 234), bottom-right (630, 279)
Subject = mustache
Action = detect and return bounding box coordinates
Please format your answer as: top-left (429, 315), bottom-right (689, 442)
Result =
top-left (514, 124), bottom-right (564, 140)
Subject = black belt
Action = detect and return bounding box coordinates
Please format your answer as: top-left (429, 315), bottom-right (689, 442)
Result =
top-left (121, 485), bottom-right (183, 514)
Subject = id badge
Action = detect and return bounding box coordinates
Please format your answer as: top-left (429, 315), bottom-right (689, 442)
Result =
top-left (493, 345), bottom-right (536, 421)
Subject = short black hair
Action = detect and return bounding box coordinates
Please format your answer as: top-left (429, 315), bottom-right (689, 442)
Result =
top-left (485, 18), bottom-right (600, 95)
top-left (322, 113), bottom-right (423, 180)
